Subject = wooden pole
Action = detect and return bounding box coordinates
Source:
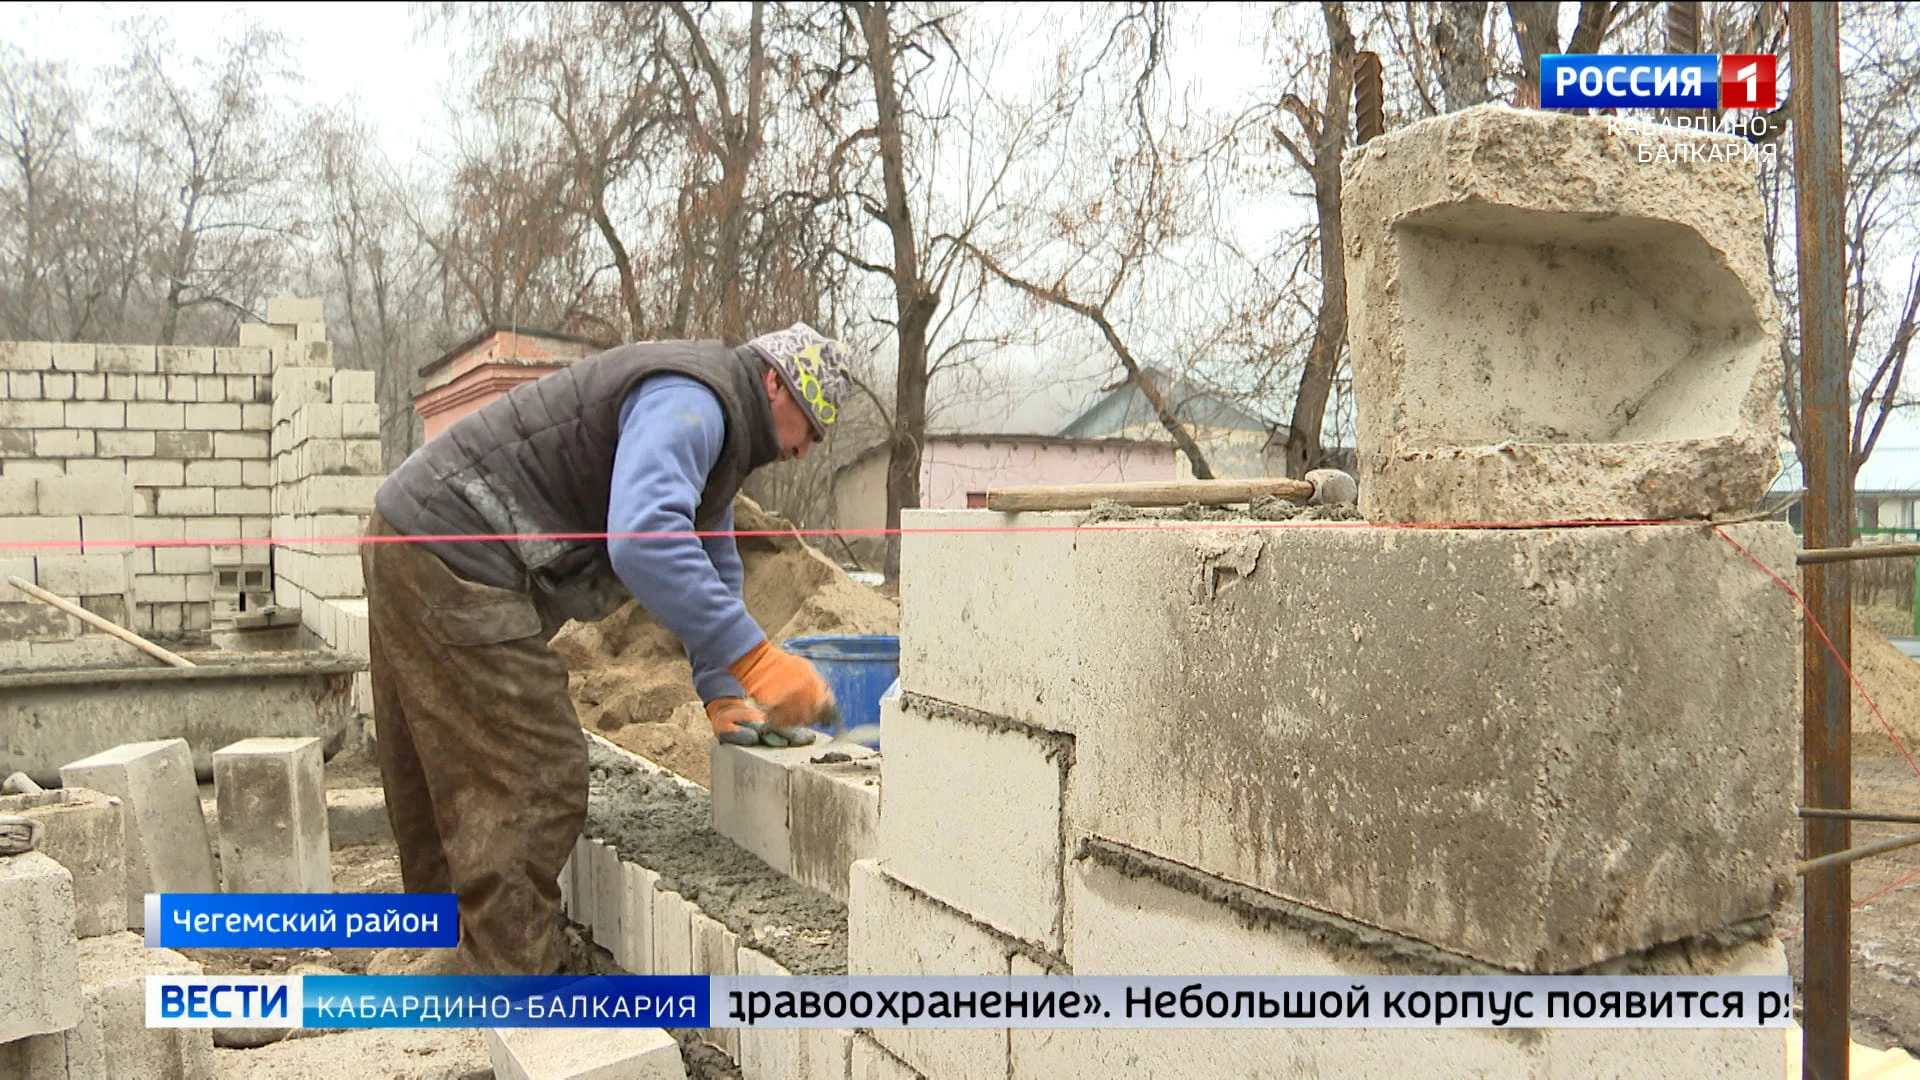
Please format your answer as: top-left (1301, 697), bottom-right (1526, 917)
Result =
top-left (5, 575), bottom-right (194, 669)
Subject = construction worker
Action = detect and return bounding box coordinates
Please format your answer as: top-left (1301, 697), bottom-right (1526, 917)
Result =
top-left (359, 323), bottom-right (850, 976)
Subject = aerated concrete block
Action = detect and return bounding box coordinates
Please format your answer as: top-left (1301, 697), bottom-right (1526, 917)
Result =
top-left (790, 756), bottom-right (880, 904)
top-left (212, 737), bottom-right (330, 893)
top-left (1343, 105), bottom-right (1781, 523)
top-left (651, 888), bottom-right (693, 976)
top-left (1068, 522), bottom-right (1798, 971)
top-left (589, 838), bottom-right (623, 957)
top-left (878, 699), bottom-right (1066, 948)
top-left (899, 510), bottom-right (1079, 729)
top-left (0, 788), bottom-right (125, 937)
top-left (266, 297), bottom-right (324, 325)
top-left (737, 946), bottom-right (853, 1080)
top-left (692, 912), bottom-right (739, 1058)
top-left (850, 860), bottom-right (1012, 1080)
top-left (0, 852), bottom-right (82, 1042)
top-left (621, 862), bottom-right (659, 975)
top-left (484, 1026), bottom-right (685, 1080)
top-left (77, 932), bottom-right (215, 1080)
top-left (61, 739), bottom-right (217, 927)
top-left (711, 741), bottom-right (813, 876)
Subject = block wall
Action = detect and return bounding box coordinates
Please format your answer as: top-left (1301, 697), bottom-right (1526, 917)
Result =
top-left (0, 298), bottom-right (380, 688)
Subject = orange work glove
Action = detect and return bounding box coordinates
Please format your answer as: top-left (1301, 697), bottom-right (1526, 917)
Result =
top-left (706, 698), bottom-right (767, 747)
top-left (728, 641), bottom-right (835, 731)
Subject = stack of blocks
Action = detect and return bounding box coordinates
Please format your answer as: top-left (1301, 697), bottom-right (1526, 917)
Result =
top-left (852, 105), bottom-right (1802, 1080)
top-left (0, 298), bottom-right (384, 682)
top-left (1, 743), bottom-right (216, 1076)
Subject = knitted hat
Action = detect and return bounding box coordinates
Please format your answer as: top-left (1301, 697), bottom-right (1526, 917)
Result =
top-left (746, 322), bottom-right (852, 441)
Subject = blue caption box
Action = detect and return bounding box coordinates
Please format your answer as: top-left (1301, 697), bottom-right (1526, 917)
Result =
top-left (1540, 54), bottom-right (1719, 109)
top-left (145, 893), bottom-right (459, 949)
top-left (300, 976), bottom-right (709, 1028)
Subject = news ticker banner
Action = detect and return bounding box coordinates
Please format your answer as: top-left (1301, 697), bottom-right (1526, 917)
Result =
top-left (147, 975), bottom-right (1795, 1031)
top-left (144, 893), bottom-right (458, 949)
top-left (1540, 54), bottom-right (1778, 110)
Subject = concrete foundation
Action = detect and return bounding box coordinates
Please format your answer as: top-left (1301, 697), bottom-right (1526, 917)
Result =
top-left (61, 739), bottom-right (217, 926)
top-left (0, 852), bottom-right (81, 1043)
top-left (4, 655), bottom-right (362, 786)
top-left (1341, 105), bottom-right (1781, 523)
top-left (0, 787), bottom-right (124, 937)
top-left (212, 736), bottom-right (330, 892)
top-left (484, 1026), bottom-right (685, 1080)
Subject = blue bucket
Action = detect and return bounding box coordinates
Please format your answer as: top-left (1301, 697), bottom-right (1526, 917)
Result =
top-left (782, 635), bottom-right (899, 746)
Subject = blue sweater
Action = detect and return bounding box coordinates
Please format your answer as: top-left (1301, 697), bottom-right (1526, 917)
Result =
top-left (605, 374), bottom-right (765, 703)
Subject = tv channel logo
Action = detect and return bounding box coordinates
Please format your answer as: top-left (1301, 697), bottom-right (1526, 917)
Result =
top-left (1541, 54), bottom-right (1777, 110)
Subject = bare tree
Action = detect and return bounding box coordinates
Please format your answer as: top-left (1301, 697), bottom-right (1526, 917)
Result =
top-left (116, 18), bottom-right (306, 343)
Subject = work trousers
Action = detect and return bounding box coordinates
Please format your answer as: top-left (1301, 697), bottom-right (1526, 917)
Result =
top-left (360, 511), bottom-right (586, 975)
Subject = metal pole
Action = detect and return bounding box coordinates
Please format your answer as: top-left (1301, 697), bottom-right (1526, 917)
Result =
top-left (1789, 4), bottom-right (1851, 1077)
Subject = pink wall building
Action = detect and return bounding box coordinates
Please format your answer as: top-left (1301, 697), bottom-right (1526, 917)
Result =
top-left (412, 327), bottom-right (609, 441)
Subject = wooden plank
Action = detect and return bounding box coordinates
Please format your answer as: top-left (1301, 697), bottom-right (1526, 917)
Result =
top-left (6, 575), bottom-right (195, 668)
top-left (984, 478), bottom-right (1314, 513)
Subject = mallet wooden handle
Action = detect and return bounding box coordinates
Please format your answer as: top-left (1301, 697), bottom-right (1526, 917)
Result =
top-left (985, 477), bottom-right (1315, 513)
top-left (6, 575), bottom-right (195, 668)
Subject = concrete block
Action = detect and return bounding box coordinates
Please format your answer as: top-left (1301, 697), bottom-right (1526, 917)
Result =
top-left (484, 1026), bottom-right (684, 1080)
top-left (0, 852), bottom-right (82, 1041)
top-left (194, 374), bottom-right (224, 402)
top-left (105, 372), bottom-right (136, 398)
top-left (567, 836), bottom-right (597, 928)
top-left (558, 847), bottom-right (575, 919)
top-left (183, 516), bottom-right (240, 542)
top-left (711, 741), bottom-right (818, 876)
top-left (850, 860), bottom-right (1012, 1080)
top-left (0, 475), bottom-right (37, 514)
top-left (736, 946), bottom-right (854, 1080)
top-left (0, 340), bottom-right (54, 370)
top-left (213, 487), bottom-right (271, 517)
top-left (185, 459), bottom-right (242, 487)
top-left (36, 477), bottom-right (132, 517)
top-left (127, 461), bottom-right (185, 489)
top-left (61, 739), bottom-right (217, 927)
top-left (879, 699), bottom-right (1065, 948)
top-left (0, 1029), bottom-right (79, 1080)
top-left (74, 372), bottom-right (107, 398)
top-left (0, 600), bottom-right (73, 642)
top-left (165, 375), bottom-right (199, 403)
top-left (50, 343), bottom-right (96, 371)
top-left (127, 402), bottom-right (185, 430)
top-left (790, 756), bottom-right (879, 904)
top-left (691, 911), bottom-right (739, 1058)
top-left (346, 438), bottom-right (383, 475)
top-left (134, 373), bottom-right (167, 400)
top-left (43, 372), bottom-right (74, 398)
top-left (78, 932), bottom-right (215, 1080)
top-left (8, 369), bottom-right (39, 397)
top-left (295, 322), bottom-right (326, 342)
top-left (899, 510), bottom-right (1080, 730)
top-left (1343, 105), bottom-right (1780, 523)
top-left (214, 430), bottom-right (270, 460)
top-left (332, 369), bottom-right (376, 403)
top-left (619, 862), bottom-right (659, 974)
top-left (157, 346), bottom-right (214, 375)
top-left (155, 431), bottom-right (212, 459)
top-left (224, 375), bottom-right (255, 402)
top-left (243, 459), bottom-right (271, 487)
top-left (78, 513), bottom-right (132, 555)
top-left (238, 322), bottom-right (294, 348)
top-left (34, 429), bottom-right (93, 458)
top-left (1068, 522), bottom-right (1798, 971)
top-left (0, 426), bottom-right (29, 456)
top-left (155, 487), bottom-right (214, 516)
top-left (0, 789), bottom-right (125, 938)
top-left (651, 887), bottom-right (693, 976)
top-left (213, 346), bottom-right (272, 375)
top-left (325, 787), bottom-right (391, 847)
top-left (97, 429), bottom-right (155, 457)
top-left (64, 401), bottom-right (124, 429)
top-left (851, 1035), bottom-right (920, 1080)
top-left (294, 403), bottom-right (344, 445)
top-left (2, 460), bottom-right (64, 479)
top-left (95, 344), bottom-right (157, 374)
top-left (184, 402), bottom-right (242, 431)
top-left (266, 297), bottom-right (324, 324)
top-left (342, 402), bottom-right (380, 438)
top-left (271, 368), bottom-right (335, 423)
top-left (2, 516), bottom-right (80, 558)
top-left (35, 554), bottom-right (130, 598)
top-left (153, 546), bottom-right (211, 576)
top-left (212, 737), bottom-right (330, 893)
top-left (588, 837), bottom-right (623, 955)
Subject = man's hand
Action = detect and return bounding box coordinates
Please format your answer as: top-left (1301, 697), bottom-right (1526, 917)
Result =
top-left (728, 642), bottom-right (836, 730)
top-left (705, 695), bottom-right (819, 748)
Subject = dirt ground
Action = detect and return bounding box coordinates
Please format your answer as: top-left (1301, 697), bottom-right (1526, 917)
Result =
top-left (1783, 625), bottom-right (1920, 1055)
top-left (553, 494), bottom-right (898, 786)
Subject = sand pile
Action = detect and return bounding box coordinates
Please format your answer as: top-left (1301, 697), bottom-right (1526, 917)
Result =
top-left (1851, 625), bottom-right (1920, 759)
top-left (552, 494), bottom-right (898, 785)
